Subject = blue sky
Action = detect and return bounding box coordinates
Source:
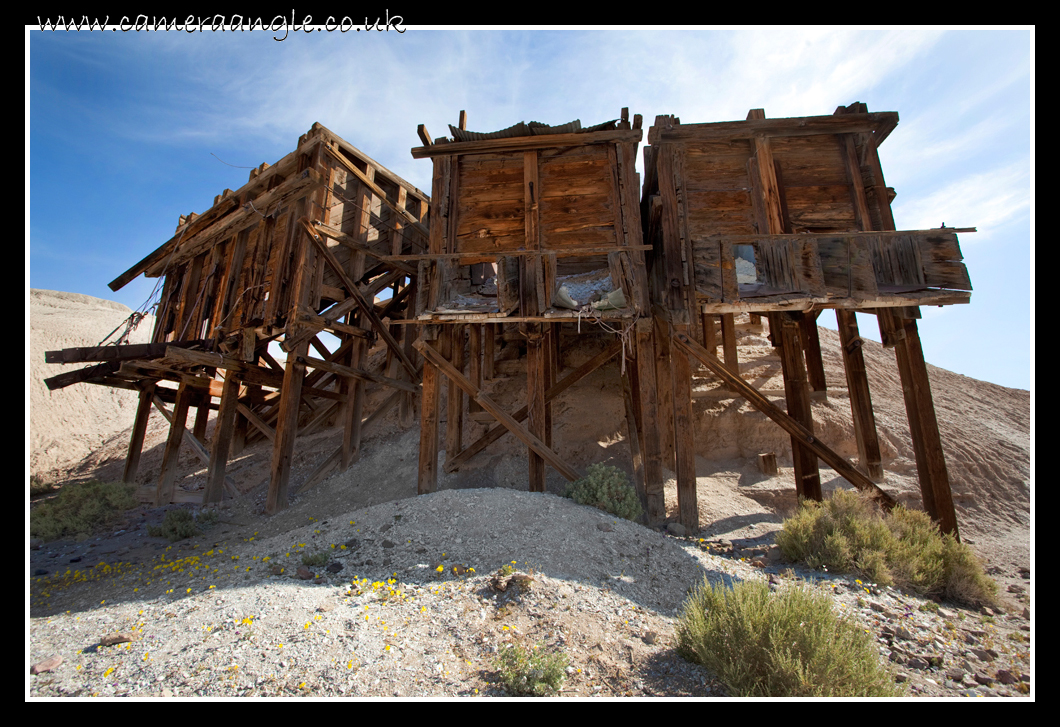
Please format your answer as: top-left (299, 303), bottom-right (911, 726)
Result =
top-left (27, 26), bottom-right (1032, 390)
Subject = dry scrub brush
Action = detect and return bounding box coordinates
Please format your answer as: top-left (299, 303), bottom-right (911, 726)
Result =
top-left (775, 489), bottom-right (998, 607)
top-left (676, 578), bottom-right (904, 697)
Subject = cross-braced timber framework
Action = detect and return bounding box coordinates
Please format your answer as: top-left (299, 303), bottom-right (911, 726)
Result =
top-left (44, 103), bottom-right (972, 540)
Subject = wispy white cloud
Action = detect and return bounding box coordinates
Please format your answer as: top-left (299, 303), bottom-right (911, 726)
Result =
top-left (893, 160), bottom-right (1030, 235)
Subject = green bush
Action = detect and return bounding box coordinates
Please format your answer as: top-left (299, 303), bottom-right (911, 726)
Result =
top-left (30, 475), bottom-right (53, 497)
top-left (147, 509), bottom-right (201, 542)
top-left (564, 464), bottom-right (642, 522)
top-left (301, 551), bottom-right (329, 567)
top-left (494, 641), bottom-right (568, 696)
top-left (676, 578), bottom-right (903, 697)
top-left (29, 481), bottom-right (138, 541)
top-left (775, 489), bottom-right (998, 606)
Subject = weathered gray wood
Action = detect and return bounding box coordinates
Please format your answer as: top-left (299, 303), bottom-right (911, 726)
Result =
top-left (837, 309), bottom-right (884, 482)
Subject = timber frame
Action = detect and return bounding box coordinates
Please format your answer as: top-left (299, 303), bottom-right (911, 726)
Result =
top-left (44, 103), bottom-right (972, 540)
top-left (45, 123), bottom-right (429, 513)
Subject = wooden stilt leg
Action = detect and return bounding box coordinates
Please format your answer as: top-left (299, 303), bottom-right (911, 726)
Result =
top-left (881, 309), bottom-right (959, 538)
top-left (799, 310), bottom-right (828, 398)
top-left (123, 382), bottom-right (154, 485)
top-left (468, 323), bottom-right (483, 416)
top-left (653, 315), bottom-right (676, 471)
top-left (266, 342), bottom-right (307, 515)
top-left (775, 312), bottom-right (821, 501)
top-left (837, 309), bottom-right (884, 482)
top-left (205, 371), bottom-right (240, 503)
top-left (192, 388), bottom-right (210, 444)
top-left (418, 330), bottom-right (442, 495)
top-left (527, 324), bottom-right (548, 493)
top-left (720, 313), bottom-right (739, 377)
top-left (671, 323), bottom-right (699, 531)
top-left (701, 311), bottom-right (717, 357)
top-left (635, 319), bottom-right (666, 525)
top-left (156, 382), bottom-right (193, 506)
top-left (622, 366), bottom-right (646, 509)
top-left (446, 324), bottom-right (465, 459)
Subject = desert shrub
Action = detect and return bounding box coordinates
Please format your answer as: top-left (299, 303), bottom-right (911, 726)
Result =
top-left (564, 463), bottom-right (642, 521)
top-left (148, 509), bottom-right (200, 542)
top-left (196, 509), bottom-right (221, 528)
top-left (301, 551), bottom-right (330, 567)
top-left (30, 475), bottom-right (53, 497)
top-left (676, 578), bottom-right (903, 697)
top-left (29, 481), bottom-right (138, 541)
top-left (775, 489), bottom-right (998, 606)
top-left (494, 641), bottom-right (568, 696)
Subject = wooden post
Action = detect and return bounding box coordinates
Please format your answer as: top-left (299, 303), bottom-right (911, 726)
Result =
top-left (484, 323), bottom-right (497, 381)
top-left (468, 323), bottom-right (483, 416)
top-left (653, 315), bottom-right (676, 470)
top-left (799, 310), bottom-right (828, 397)
top-left (204, 371), bottom-right (240, 503)
top-left (720, 313), bottom-right (739, 378)
top-left (701, 311), bottom-right (717, 356)
top-left (836, 309), bottom-right (884, 482)
top-left (192, 387), bottom-right (210, 444)
top-left (446, 324), bottom-right (465, 460)
top-left (635, 319), bottom-right (666, 525)
top-left (418, 329), bottom-right (442, 495)
top-left (880, 309), bottom-right (959, 538)
top-left (671, 323), bottom-right (699, 531)
top-left (155, 382), bottom-right (193, 506)
top-left (527, 324), bottom-right (548, 492)
top-left (773, 312), bottom-right (821, 501)
top-left (122, 382), bottom-right (155, 485)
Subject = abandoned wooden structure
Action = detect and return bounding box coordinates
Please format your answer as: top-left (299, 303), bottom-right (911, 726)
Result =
top-left (405, 109), bottom-right (653, 498)
top-left (45, 123), bottom-right (430, 514)
top-left (43, 103), bottom-right (972, 540)
top-left (642, 103), bottom-right (972, 537)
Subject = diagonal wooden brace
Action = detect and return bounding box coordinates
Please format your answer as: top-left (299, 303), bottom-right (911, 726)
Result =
top-left (671, 331), bottom-right (895, 509)
top-left (443, 340), bottom-right (622, 473)
top-left (299, 218), bottom-right (418, 382)
top-left (414, 339), bottom-right (580, 482)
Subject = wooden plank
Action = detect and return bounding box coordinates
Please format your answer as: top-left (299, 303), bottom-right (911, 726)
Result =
top-left (446, 325), bottom-right (466, 461)
top-left (204, 370), bottom-right (241, 503)
top-left (672, 331), bottom-right (894, 508)
top-left (653, 314), bottom-right (676, 470)
top-left (411, 128), bottom-right (642, 158)
top-left (799, 310), bottom-right (827, 395)
top-left (648, 112), bottom-right (899, 144)
top-left (417, 339), bottom-right (581, 482)
top-left (237, 401), bottom-right (275, 442)
top-left (527, 324), bottom-right (548, 492)
top-left (121, 383), bottom-right (155, 485)
top-left (418, 350), bottom-right (442, 495)
top-left (299, 354), bottom-right (418, 393)
top-left (720, 313), bottom-right (739, 378)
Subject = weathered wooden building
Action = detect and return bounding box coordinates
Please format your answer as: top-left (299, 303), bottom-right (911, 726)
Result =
top-left (642, 103), bottom-right (972, 537)
top-left (44, 103), bottom-right (972, 540)
top-left (45, 123), bottom-right (430, 514)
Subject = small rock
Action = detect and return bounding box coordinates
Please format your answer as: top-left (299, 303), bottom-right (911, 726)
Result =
top-left (297, 566), bottom-right (313, 580)
top-left (344, 539), bottom-right (360, 550)
top-left (30, 655), bottom-right (63, 674)
top-left (1022, 606), bottom-right (1030, 620)
top-left (69, 556), bottom-right (81, 563)
top-left (1007, 584), bottom-right (1025, 594)
top-left (974, 673), bottom-right (994, 686)
top-left (510, 574), bottom-right (534, 592)
top-left (325, 562), bottom-right (343, 573)
top-left (596, 523), bottom-right (613, 532)
top-left (313, 577), bottom-right (325, 584)
top-left (382, 540), bottom-right (396, 549)
top-left (33, 569), bottom-right (48, 577)
top-left (100, 632), bottom-right (136, 646)
top-left (642, 632), bottom-right (659, 645)
top-left (937, 607), bottom-right (955, 619)
top-left (946, 668), bottom-right (966, 681)
top-left (895, 673), bottom-right (908, 683)
top-left (894, 626), bottom-right (915, 641)
top-left (666, 522), bottom-right (686, 537)
top-left (981, 606), bottom-right (995, 617)
top-left (270, 564), bottom-right (284, 575)
top-left (995, 669), bottom-right (1017, 685)
top-left (906, 656), bottom-right (929, 670)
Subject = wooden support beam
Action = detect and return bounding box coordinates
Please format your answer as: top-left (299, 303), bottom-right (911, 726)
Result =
top-left (205, 370), bottom-right (241, 503)
top-left (719, 313), bottom-right (739, 378)
top-left (468, 323), bottom-right (483, 415)
top-left (300, 218), bottom-right (418, 381)
top-left (653, 315), bottom-right (676, 471)
top-left (155, 383), bottom-right (193, 506)
top-left (446, 324), bottom-right (466, 461)
top-left (837, 310), bottom-right (884, 482)
top-left (774, 312), bottom-right (822, 501)
top-left (526, 324), bottom-right (548, 492)
top-left (418, 336), bottom-right (442, 495)
top-left (621, 367), bottom-right (646, 510)
top-left (799, 310), bottom-right (828, 396)
top-left (237, 401), bottom-right (275, 442)
top-left (444, 340), bottom-right (621, 473)
top-left (670, 323), bottom-right (699, 531)
top-left (415, 339), bottom-right (579, 483)
top-left (122, 382), bottom-right (155, 484)
top-left (635, 320), bottom-right (666, 525)
top-left (701, 312), bottom-right (717, 357)
top-left (880, 310), bottom-right (959, 537)
top-left (672, 331), bottom-right (894, 508)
